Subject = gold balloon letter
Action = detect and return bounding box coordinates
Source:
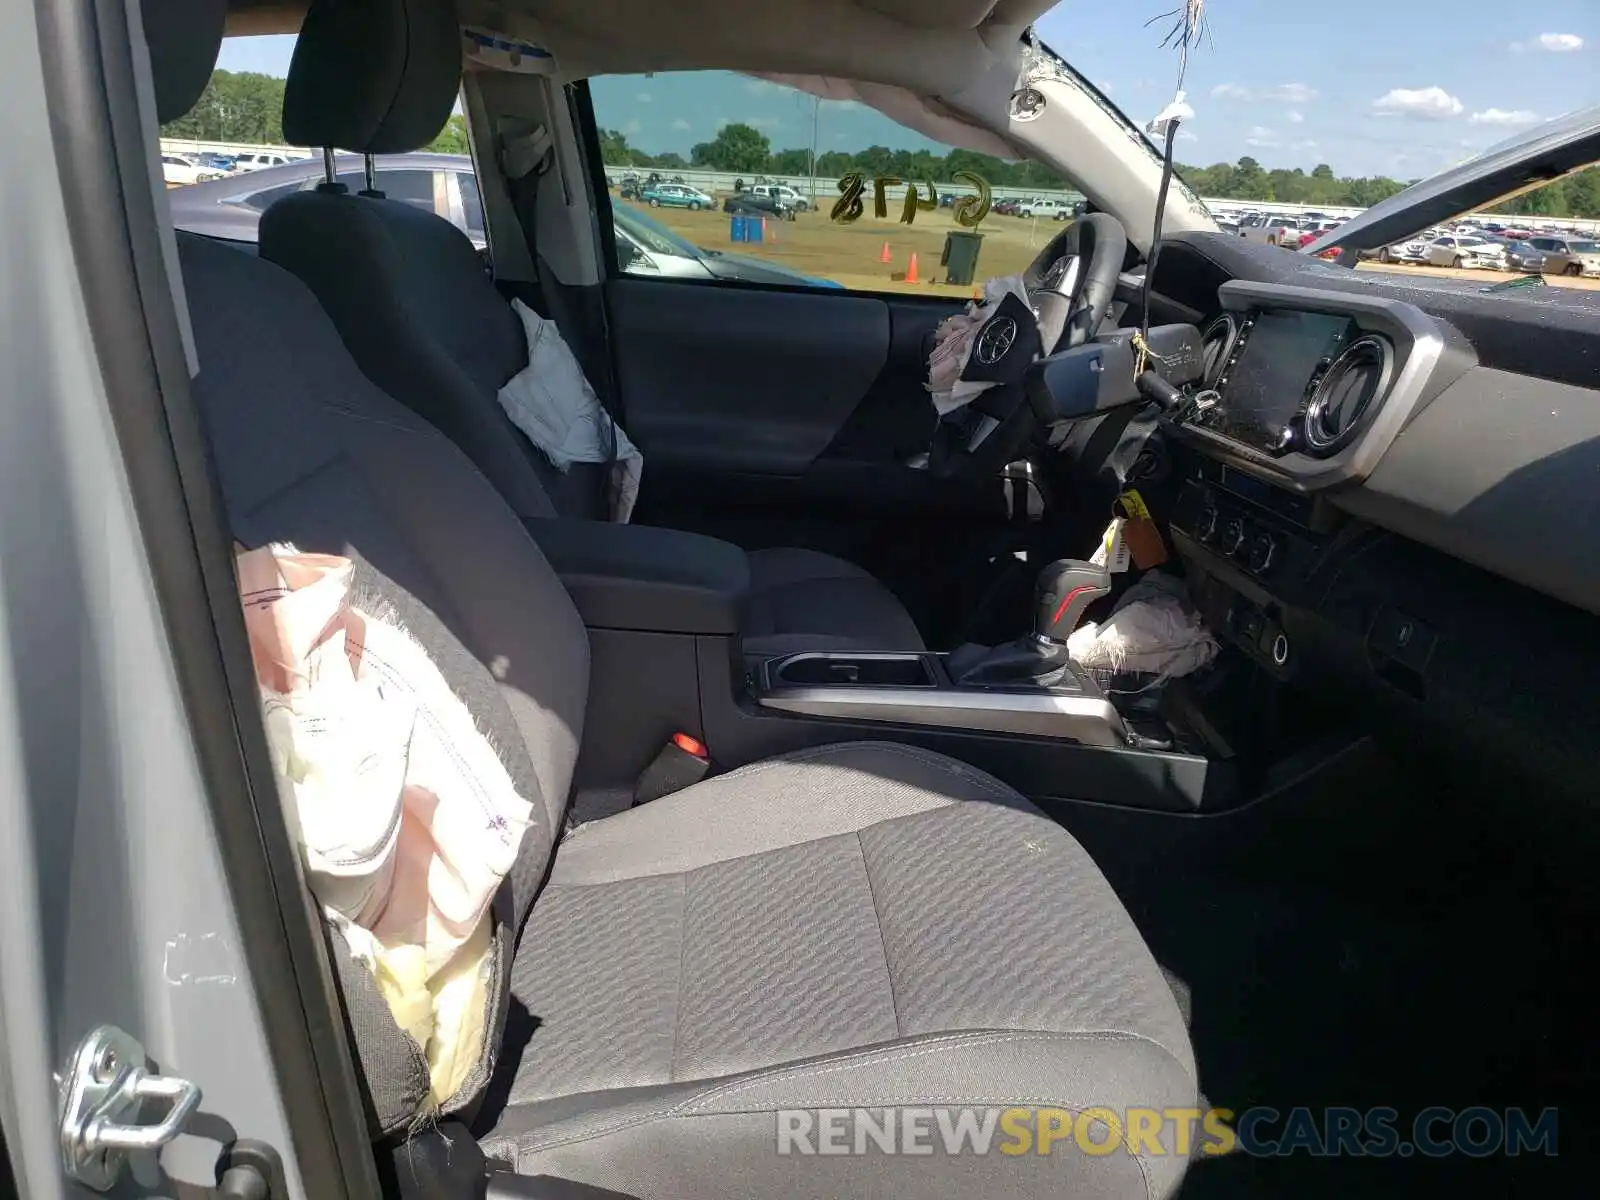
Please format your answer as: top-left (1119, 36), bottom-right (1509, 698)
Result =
top-left (953, 171), bottom-right (991, 228)
top-left (831, 172), bottom-right (865, 223)
top-left (901, 180), bottom-right (937, 225)
top-left (871, 176), bottom-right (903, 219)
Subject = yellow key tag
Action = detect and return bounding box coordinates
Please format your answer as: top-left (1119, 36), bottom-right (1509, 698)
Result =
top-left (1090, 517), bottom-right (1132, 573)
top-left (1119, 488), bottom-right (1154, 522)
top-left (1116, 488), bottom-right (1169, 569)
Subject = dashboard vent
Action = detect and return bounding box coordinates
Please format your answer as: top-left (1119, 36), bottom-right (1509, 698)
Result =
top-left (1199, 314), bottom-right (1238, 386)
top-left (1303, 334), bottom-right (1394, 455)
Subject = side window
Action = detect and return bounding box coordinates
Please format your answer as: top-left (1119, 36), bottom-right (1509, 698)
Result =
top-left (587, 71), bottom-right (1083, 297)
top-left (332, 168), bottom-right (441, 215)
top-left (458, 171), bottom-right (485, 239)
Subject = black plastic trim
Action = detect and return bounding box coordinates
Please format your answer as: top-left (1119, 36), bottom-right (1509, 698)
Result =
top-left (33, 0), bottom-right (377, 1193)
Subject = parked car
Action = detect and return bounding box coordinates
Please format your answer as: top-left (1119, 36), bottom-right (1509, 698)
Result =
top-left (1241, 215), bottom-right (1305, 246)
top-left (1503, 240), bottom-right (1547, 272)
top-left (230, 150), bottom-right (297, 171)
top-left (166, 153), bottom-right (840, 289)
top-left (1363, 227), bottom-right (1443, 263)
top-left (195, 151), bottom-right (237, 172)
top-left (1018, 197), bottom-right (1072, 220)
top-left (1425, 234), bottom-right (1507, 270)
top-left (1525, 234), bottom-right (1600, 277)
top-left (992, 197), bottom-right (1022, 216)
top-left (722, 192), bottom-right (796, 220)
top-left (618, 174), bottom-right (643, 200)
top-left (641, 183), bottom-right (715, 210)
top-left (748, 183), bottom-right (812, 212)
top-left (160, 152), bottom-right (222, 186)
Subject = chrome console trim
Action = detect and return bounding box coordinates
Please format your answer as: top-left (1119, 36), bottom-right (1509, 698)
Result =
top-left (755, 654), bottom-right (1133, 748)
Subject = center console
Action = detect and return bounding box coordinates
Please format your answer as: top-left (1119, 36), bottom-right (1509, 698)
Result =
top-left (753, 650), bottom-right (1131, 748)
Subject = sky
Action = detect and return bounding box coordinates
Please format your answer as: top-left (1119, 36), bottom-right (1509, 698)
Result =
top-left (215, 0), bottom-right (1596, 179)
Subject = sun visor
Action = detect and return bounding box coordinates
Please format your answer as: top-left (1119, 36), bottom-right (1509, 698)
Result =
top-left (751, 72), bottom-right (1018, 160)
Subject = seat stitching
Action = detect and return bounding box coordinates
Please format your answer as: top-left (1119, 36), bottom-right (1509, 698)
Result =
top-left (667, 871), bottom-right (689, 1085)
top-left (507, 1029), bottom-right (1196, 1154)
top-left (855, 831), bottom-right (900, 1040)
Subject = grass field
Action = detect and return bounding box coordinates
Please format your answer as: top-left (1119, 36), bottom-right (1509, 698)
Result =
top-left (634, 198), bottom-right (1600, 298)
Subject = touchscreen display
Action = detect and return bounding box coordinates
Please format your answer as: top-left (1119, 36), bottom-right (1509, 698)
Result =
top-left (1216, 310), bottom-right (1352, 450)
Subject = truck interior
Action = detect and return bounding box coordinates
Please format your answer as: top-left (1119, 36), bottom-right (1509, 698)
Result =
top-left (33, 0), bottom-right (1595, 1195)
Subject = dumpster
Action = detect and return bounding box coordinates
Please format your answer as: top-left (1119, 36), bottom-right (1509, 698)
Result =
top-left (940, 230), bottom-right (984, 286)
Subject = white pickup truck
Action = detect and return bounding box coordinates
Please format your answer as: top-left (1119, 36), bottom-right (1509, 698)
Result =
top-left (1240, 215), bottom-right (1305, 247)
top-left (747, 183), bottom-right (812, 212)
top-left (1018, 197), bottom-right (1072, 220)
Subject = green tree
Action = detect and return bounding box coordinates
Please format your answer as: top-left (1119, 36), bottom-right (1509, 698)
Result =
top-left (690, 123), bottom-right (771, 172)
top-left (769, 148), bottom-right (813, 175)
top-left (428, 115), bottom-right (469, 154)
top-left (161, 70), bottom-right (286, 143)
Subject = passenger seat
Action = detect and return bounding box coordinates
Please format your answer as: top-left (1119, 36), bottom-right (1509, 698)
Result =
top-left (257, 0), bottom-right (922, 656)
top-left (143, 2), bottom-right (1201, 1196)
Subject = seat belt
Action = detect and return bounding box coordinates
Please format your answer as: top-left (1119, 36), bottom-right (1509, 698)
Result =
top-left (498, 123), bottom-right (623, 516)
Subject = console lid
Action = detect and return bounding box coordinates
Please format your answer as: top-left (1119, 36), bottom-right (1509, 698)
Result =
top-left (529, 519), bottom-right (750, 635)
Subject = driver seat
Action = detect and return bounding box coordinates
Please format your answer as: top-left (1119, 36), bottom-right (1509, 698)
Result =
top-left (257, 0), bottom-right (921, 656)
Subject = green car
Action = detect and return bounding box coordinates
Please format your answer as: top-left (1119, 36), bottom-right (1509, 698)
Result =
top-left (641, 182), bottom-right (715, 209)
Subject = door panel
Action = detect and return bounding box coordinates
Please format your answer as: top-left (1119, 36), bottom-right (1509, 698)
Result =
top-left (609, 277), bottom-right (890, 474)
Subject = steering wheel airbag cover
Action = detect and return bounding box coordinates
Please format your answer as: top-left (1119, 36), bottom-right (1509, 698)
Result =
top-left (1023, 212), bottom-right (1128, 352)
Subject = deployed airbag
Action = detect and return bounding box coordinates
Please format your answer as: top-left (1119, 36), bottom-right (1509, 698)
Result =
top-left (497, 299), bottom-right (643, 522)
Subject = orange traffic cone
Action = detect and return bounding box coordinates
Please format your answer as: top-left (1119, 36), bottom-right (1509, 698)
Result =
top-left (905, 252), bottom-right (920, 284)
top-left (879, 241), bottom-right (893, 264)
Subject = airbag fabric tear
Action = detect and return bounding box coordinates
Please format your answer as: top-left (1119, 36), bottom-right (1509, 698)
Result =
top-left (236, 544), bottom-right (533, 1104)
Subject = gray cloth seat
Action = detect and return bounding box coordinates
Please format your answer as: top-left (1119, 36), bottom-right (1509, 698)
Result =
top-left (484, 742), bottom-right (1197, 1198)
top-left (147, 2), bottom-right (1201, 1196)
top-left (174, 198), bottom-right (1197, 1200)
top-left (255, 20), bottom-right (921, 656)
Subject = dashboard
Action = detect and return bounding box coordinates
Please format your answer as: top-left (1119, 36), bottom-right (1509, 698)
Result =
top-left (1118, 231), bottom-right (1600, 801)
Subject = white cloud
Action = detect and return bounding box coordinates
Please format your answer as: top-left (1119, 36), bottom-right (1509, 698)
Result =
top-left (1211, 82), bottom-right (1317, 103)
top-left (622, 119), bottom-right (642, 136)
top-left (1371, 86), bottom-right (1464, 119)
top-left (1263, 83), bottom-right (1317, 103)
top-left (635, 92), bottom-right (654, 104)
top-left (1470, 107), bottom-right (1540, 126)
top-left (1177, 129), bottom-right (1198, 142)
top-left (671, 118), bottom-right (691, 131)
top-left (1245, 125), bottom-right (1279, 147)
top-left (1528, 32), bottom-right (1584, 52)
top-left (746, 116), bottom-right (783, 130)
top-left (1292, 139), bottom-right (1319, 152)
top-left (1287, 110), bottom-right (1304, 124)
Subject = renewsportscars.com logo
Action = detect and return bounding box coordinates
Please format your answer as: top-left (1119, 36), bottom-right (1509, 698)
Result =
top-left (774, 1106), bottom-right (1559, 1159)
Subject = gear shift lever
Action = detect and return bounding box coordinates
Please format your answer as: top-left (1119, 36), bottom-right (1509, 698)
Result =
top-left (1033, 559), bottom-right (1114, 645)
top-left (951, 559), bottom-right (1112, 687)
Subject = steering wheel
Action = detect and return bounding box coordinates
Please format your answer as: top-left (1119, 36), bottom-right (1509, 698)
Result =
top-left (1020, 212), bottom-right (1128, 354)
top-left (925, 212), bottom-right (1128, 480)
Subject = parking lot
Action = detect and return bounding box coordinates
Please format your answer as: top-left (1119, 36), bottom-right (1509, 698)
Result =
top-left (638, 199), bottom-right (1600, 298)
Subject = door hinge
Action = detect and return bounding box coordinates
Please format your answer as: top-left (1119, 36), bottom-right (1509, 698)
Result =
top-left (57, 1024), bottom-right (201, 1190)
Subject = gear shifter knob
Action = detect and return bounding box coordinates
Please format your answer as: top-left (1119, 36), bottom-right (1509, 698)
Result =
top-left (1035, 559), bottom-right (1112, 643)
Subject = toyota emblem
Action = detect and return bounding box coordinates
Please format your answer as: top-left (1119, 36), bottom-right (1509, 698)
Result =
top-left (975, 316), bottom-right (1018, 365)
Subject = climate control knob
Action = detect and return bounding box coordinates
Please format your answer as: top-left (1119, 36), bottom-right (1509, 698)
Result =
top-left (1194, 503), bottom-right (1220, 543)
top-left (1247, 530), bottom-right (1279, 575)
top-left (1221, 516), bottom-right (1247, 557)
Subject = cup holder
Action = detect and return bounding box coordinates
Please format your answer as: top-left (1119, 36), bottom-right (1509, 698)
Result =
top-left (769, 652), bottom-right (935, 688)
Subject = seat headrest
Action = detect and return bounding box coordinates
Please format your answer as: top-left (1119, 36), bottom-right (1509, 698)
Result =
top-left (141, 0), bottom-right (227, 123)
top-left (282, 0), bottom-right (462, 154)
